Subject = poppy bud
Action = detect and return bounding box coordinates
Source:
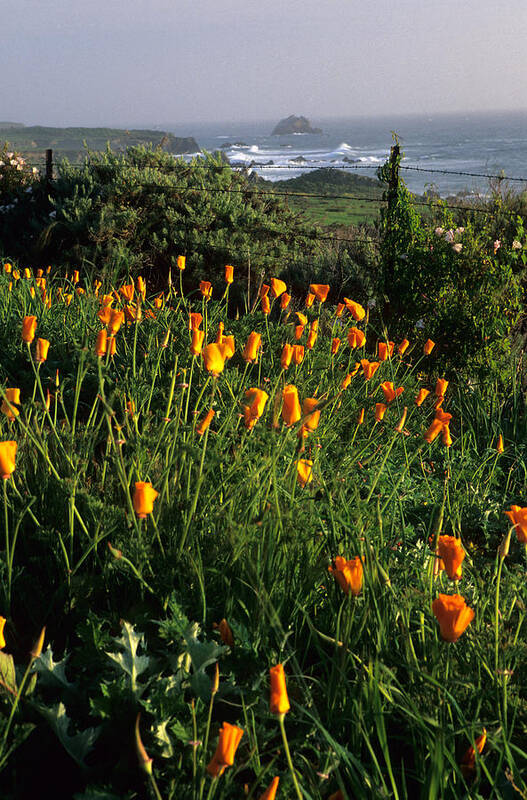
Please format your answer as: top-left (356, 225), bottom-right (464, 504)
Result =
top-left (225, 264), bottom-right (234, 283)
top-left (1, 389), bottom-right (20, 420)
top-left (416, 388), bottom-right (430, 406)
top-left (282, 385), bottom-right (301, 426)
top-left (177, 255), bottom-right (186, 271)
top-left (305, 292), bottom-right (315, 308)
top-left (281, 343), bottom-right (293, 370)
top-left (133, 482), bottom-right (159, 518)
top-left (35, 338), bottom-right (50, 363)
top-left (196, 409), bottom-right (215, 435)
top-left (424, 339), bottom-right (435, 355)
top-left (261, 295), bottom-right (271, 315)
top-left (496, 434), bottom-right (504, 454)
top-left (331, 337), bottom-right (341, 355)
top-left (242, 332), bottom-right (261, 363)
top-left (95, 329), bottom-right (107, 357)
top-left (30, 626), bottom-right (46, 659)
top-left (398, 338), bottom-right (410, 355)
top-left (135, 714), bottom-right (153, 775)
top-left (336, 302), bottom-right (345, 317)
top-left (190, 329), bottom-right (205, 356)
top-left (294, 324), bottom-right (304, 340)
top-left (207, 722), bottom-right (243, 777)
top-left (292, 345), bottom-right (304, 366)
top-left (375, 403), bottom-right (388, 422)
top-left (259, 776), bottom-right (280, 800)
top-left (108, 310), bottom-right (124, 335)
top-left (22, 315), bottom-right (37, 343)
top-left (395, 407), bottom-right (408, 432)
top-left (269, 663), bottom-right (290, 715)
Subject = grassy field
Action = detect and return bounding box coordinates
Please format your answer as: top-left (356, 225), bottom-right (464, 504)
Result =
top-left (0, 259), bottom-right (524, 799)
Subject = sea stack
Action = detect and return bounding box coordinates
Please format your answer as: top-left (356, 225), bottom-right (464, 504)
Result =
top-left (271, 115), bottom-right (323, 135)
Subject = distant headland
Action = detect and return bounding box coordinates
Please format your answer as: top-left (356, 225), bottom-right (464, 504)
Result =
top-left (271, 115), bottom-right (323, 135)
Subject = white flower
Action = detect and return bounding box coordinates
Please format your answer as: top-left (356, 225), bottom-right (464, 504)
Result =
top-left (6, 152), bottom-right (13, 158)
top-left (493, 239), bottom-right (501, 254)
top-left (434, 227), bottom-right (444, 236)
top-left (444, 229), bottom-right (454, 243)
top-left (455, 227), bottom-right (464, 234)
top-left (367, 298), bottom-right (376, 308)
top-left (512, 240), bottom-right (522, 250)
top-left (10, 159), bottom-right (17, 166)
top-left (452, 243), bottom-right (463, 253)
top-left (416, 318), bottom-right (425, 329)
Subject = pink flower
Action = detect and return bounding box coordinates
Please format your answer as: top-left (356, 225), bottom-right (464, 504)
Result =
top-left (493, 240), bottom-right (501, 254)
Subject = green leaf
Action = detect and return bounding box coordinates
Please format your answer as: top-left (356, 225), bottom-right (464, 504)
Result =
top-left (106, 620), bottom-right (150, 693)
top-left (0, 650), bottom-right (17, 697)
top-left (38, 702), bottom-right (99, 767)
top-left (34, 645), bottom-right (73, 688)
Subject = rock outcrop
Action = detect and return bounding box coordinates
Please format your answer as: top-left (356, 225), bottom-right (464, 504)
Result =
top-left (271, 116), bottom-right (322, 135)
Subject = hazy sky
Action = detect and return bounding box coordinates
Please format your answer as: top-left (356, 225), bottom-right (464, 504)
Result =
top-left (2, 0), bottom-right (527, 128)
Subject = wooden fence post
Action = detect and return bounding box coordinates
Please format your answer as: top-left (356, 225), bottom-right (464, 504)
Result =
top-left (45, 149), bottom-right (53, 185)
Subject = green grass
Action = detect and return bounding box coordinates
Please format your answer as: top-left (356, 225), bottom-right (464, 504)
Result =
top-left (0, 263), bottom-right (525, 799)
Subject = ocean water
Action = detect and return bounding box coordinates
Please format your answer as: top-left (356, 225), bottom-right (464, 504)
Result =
top-left (165, 111), bottom-right (527, 197)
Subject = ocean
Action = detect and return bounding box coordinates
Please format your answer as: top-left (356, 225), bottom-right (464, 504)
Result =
top-left (165, 111), bottom-right (527, 197)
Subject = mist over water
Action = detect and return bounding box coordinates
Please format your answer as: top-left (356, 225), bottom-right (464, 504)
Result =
top-left (163, 111), bottom-right (527, 196)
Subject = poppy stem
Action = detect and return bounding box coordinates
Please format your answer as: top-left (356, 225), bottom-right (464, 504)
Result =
top-left (494, 554), bottom-right (505, 675)
top-left (278, 714), bottom-right (303, 800)
top-left (3, 479), bottom-right (11, 610)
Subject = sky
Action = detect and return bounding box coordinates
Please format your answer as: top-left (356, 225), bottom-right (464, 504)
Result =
top-left (2, 0), bottom-right (527, 129)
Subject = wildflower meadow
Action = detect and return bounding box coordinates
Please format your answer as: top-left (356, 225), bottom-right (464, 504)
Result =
top-left (0, 147), bottom-right (526, 800)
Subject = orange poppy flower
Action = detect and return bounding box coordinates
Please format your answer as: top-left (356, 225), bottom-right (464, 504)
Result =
top-left (329, 555), bottom-right (363, 596)
top-left (424, 418), bottom-right (444, 443)
top-left (424, 339), bottom-right (435, 355)
top-left (398, 338), bottom-right (410, 355)
top-left (281, 343), bottom-right (293, 370)
top-left (261, 295), bottom-right (271, 315)
top-left (442, 426), bottom-right (452, 447)
top-left (437, 535), bottom-right (465, 580)
top-left (200, 281), bottom-right (212, 300)
top-left (270, 278), bottom-right (287, 298)
top-left (357, 408), bottom-right (365, 424)
top-left (380, 381), bottom-right (404, 403)
top-left (0, 616), bottom-right (6, 649)
top-left (280, 292), bottom-right (291, 310)
top-left (0, 441), bottom-right (17, 480)
top-left (335, 302), bottom-right (345, 317)
top-left (295, 312), bottom-right (307, 326)
top-left (225, 264), bottom-right (234, 284)
top-left (294, 324), bottom-right (304, 340)
top-left (460, 729), bottom-right (486, 774)
top-left (119, 283), bottom-right (134, 302)
top-left (395, 406), bottom-right (408, 432)
top-left (331, 337), bottom-right (341, 355)
top-left (132, 482), bottom-right (159, 518)
top-left (258, 776), bottom-right (280, 800)
top-left (269, 664), bottom-right (290, 714)
top-left (202, 343), bottom-right (226, 375)
top-left (292, 345), bottom-right (304, 366)
top-left (282, 385), bottom-right (301, 426)
top-left (136, 276), bottom-right (146, 299)
top-left (416, 388), bottom-right (430, 406)
top-left (309, 283), bottom-right (330, 303)
top-left (306, 322), bottom-right (318, 349)
top-left (22, 315), bottom-right (37, 343)
top-left (347, 328), bottom-right (366, 348)
top-left (344, 298), bottom-right (366, 321)
top-left (177, 255), bottom-right (186, 271)
top-left (108, 310), bottom-right (125, 335)
top-left (341, 373), bottom-right (352, 390)
top-left (196, 409), bottom-right (215, 435)
top-left (302, 398), bottom-right (320, 431)
top-left (220, 336), bottom-right (235, 359)
top-left (496, 434), bottom-right (504, 454)
top-left (242, 332), bottom-right (261, 362)
top-left (432, 593), bottom-right (474, 642)
top-left (95, 329), bottom-right (108, 357)
top-left (34, 338), bottom-right (49, 363)
top-left (190, 329), bottom-right (205, 356)
top-left (305, 292), bottom-right (315, 308)
top-left (360, 359), bottom-right (380, 380)
top-left (189, 312), bottom-right (203, 331)
top-left (435, 378), bottom-right (448, 397)
top-left (504, 505), bottom-right (527, 543)
top-left (243, 388), bottom-right (269, 429)
top-left (207, 722), bottom-right (244, 777)
top-left (378, 341), bottom-right (394, 361)
top-left (297, 458), bottom-right (313, 487)
top-left (375, 403), bottom-right (388, 421)
top-left (214, 618), bottom-right (234, 647)
top-left (1, 389), bottom-right (20, 420)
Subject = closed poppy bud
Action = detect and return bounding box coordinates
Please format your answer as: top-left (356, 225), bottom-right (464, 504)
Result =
top-left (13, 270), bottom-right (20, 281)
top-left (442, 425), bottom-right (452, 447)
top-left (29, 287), bottom-right (35, 298)
top-left (22, 315), bottom-right (37, 343)
top-left (302, 398), bottom-right (320, 431)
top-left (269, 663), bottom-right (290, 715)
top-left (3, 263), bottom-right (11, 274)
top-left (225, 264), bottom-right (234, 284)
top-left (297, 458), bottom-right (313, 487)
top-left (0, 441), bottom-right (17, 479)
top-left (305, 292), bottom-right (315, 308)
top-left (294, 324), bottom-right (304, 340)
top-left (270, 278), bottom-right (287, 298)
top-left (35, 338), bottom-right (50, 363)
top-left (126, 400), bottom-right (136, 416)
top-left (1, 389), bottom-right (20, 420)
top-left (72, 270), bottom-right (80, 284)
top-left (30, 626), bottom-right (46, 659)
top-left (496, 434), bottom-right (504, 454)
top-left (0, 616), bottom-right (6, 648)
top-left (261, 295), bottom-right (271, 315)
top-left (435, 378), bottom-right (448, 397)
top-left (95, 329), bottom-right (107, 357)
top-left (280, 292), bottom-right (291, 310)
top-left (398, 338), bottom-right (410, 355)
top-left (375, 403), bottom-right (388, 421)
top-left (24, 268), bottom-right (32, 279)
top-left (281, 343), bottom-right (293, 370)
top-left (424, 338), bottom-right (435, 355)
top-left (133, 481), bottom-right (159, 518)
top-left (357, 408), bottom-right (365, 424)
top-left (424, 418), bottom-right (443, 443)
top-left (336, 302), bottom-right (345, 317)
top-left (108, 310), bottom-right (124, 335)
top-left (177, 255), bottom-right (186, 271)
top-left (190, 329), bottom-right (205, 356)
top-left (215, 322), bottom-right (224, 344)
top-left (200, 281), bottom-right (212, 300)
top-left (196, 409), bottom-right (215, 435)
top-left (416, 388), bottom-right (430, 406)
top-left (331, 337), bottom-right (341, 355)
top-left (380, 381), bottom-right (404, 403)
top-left (136, 276), bottom-right (146, 299)
top-left (460, 729), bottom-right (487, 774)
top-left (292, 345), bottom-right (304, 365)
top-left (214, 618), bottom-right (235, 648)
top-left (329, 555), bottom-right (363, 595)
top-left (432, 593), bottom-right (474, 642)
top-left (282, 385), bottom-right (301, 426)
top-left (341, 374), bottom-right (352, 390)
top-left (348, 327), bottom-right (366, 348)
top-left (306, 327), bottom-right (318, 349)
top-left (242, 332), bottom-right (261, 363)
top-left (259, 776), bottom-right (280, 800)
top-left (344, 298), bottom-right (366, 321)
top-left (135, 714), bottom-right (153, 776)
top-left (395, 406), bottom-right (408, 432)
top-left (119, 283), bottom-right (134, 302)
top-left (207, 722), bottom-right (244, 777)
top-left (189, 312), bottom-right (203, 331)
top-left (378, 341), bottom-right (394, 361)
top-left (360, 359), bottom-right (380, 380)
top-left (437, 535), bottom-right (465, 580)
top-left (504, 505), bottom-right (527, 543)
top-left (309, 283), bottom-right (330, 303)
top-left (202, 343), bottom-right (226, 375)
